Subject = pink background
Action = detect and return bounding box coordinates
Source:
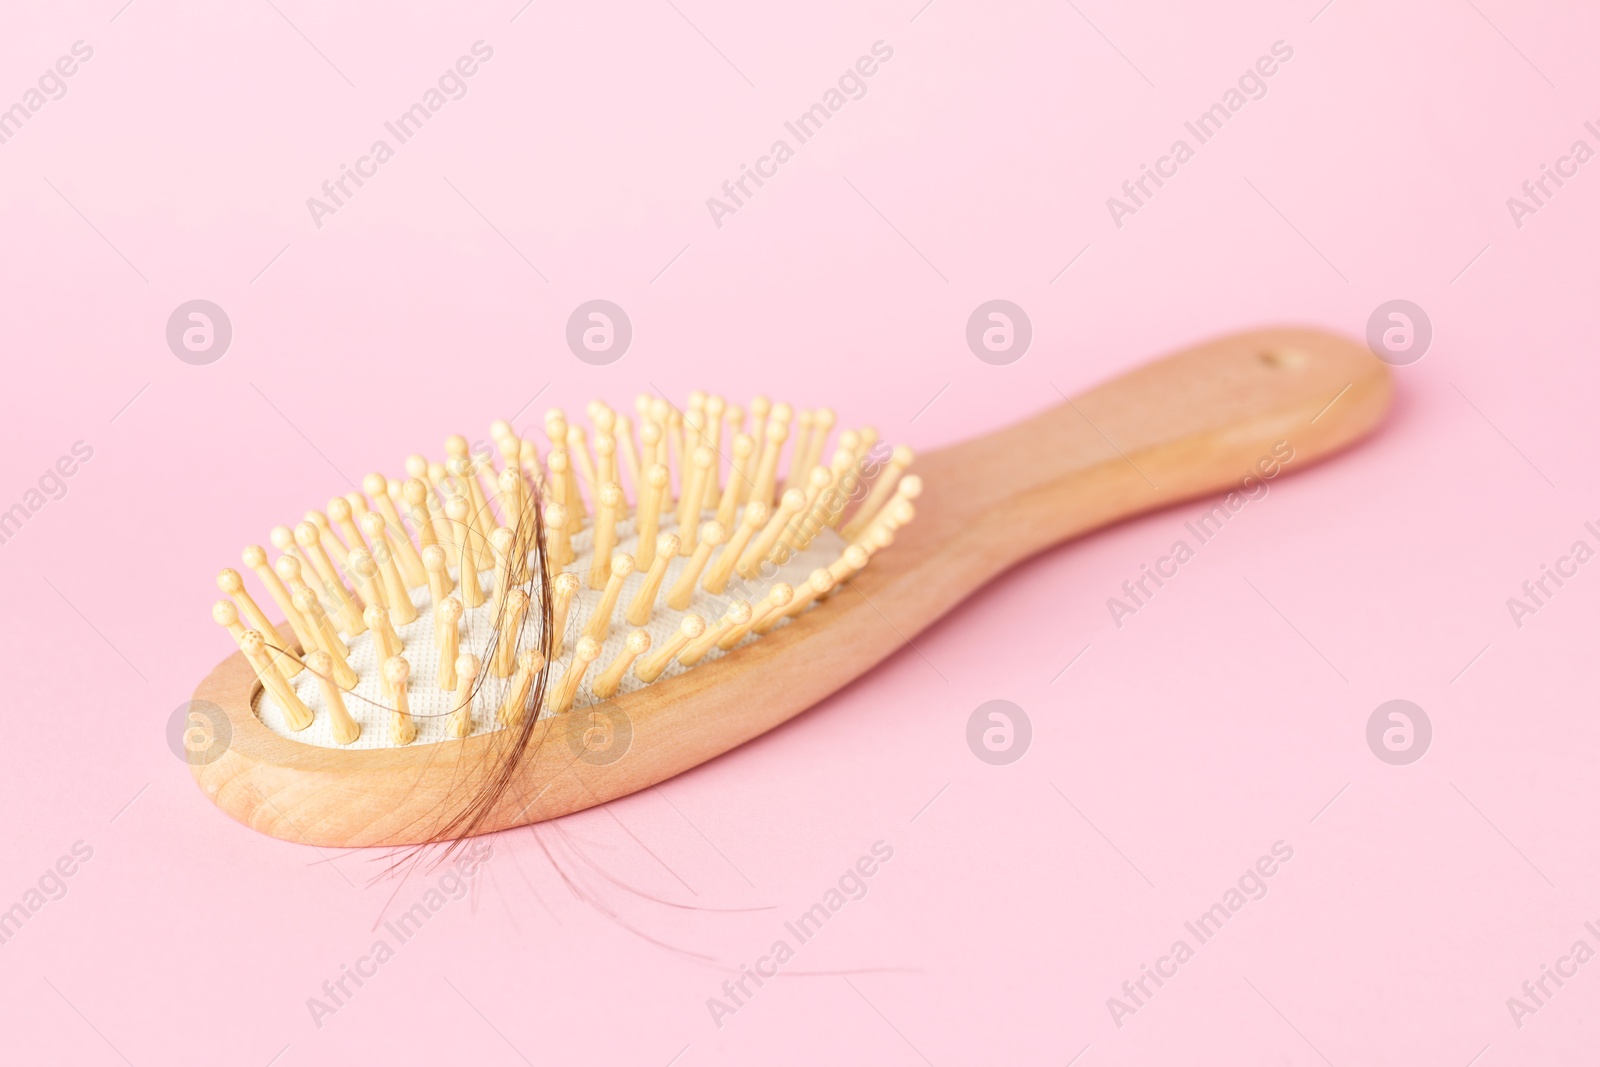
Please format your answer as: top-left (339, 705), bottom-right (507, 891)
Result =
top-left (2, 0), bottom-right (1597, 1063)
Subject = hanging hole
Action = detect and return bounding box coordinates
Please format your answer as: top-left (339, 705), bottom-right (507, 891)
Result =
top-left (1258, 348), bottom-right (1308, 369)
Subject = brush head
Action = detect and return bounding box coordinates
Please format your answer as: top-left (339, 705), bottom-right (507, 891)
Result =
top-left (210, 389), bottom-right (916, 750)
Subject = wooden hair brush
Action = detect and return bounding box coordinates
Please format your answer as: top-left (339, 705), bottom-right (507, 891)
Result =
top-left (188, 327), bottom-right (1391, 847)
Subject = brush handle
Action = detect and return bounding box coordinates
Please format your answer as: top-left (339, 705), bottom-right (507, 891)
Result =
top-left (886, 326), bottom-right (1392, 621)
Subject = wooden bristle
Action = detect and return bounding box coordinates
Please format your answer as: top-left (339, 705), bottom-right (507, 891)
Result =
top-left (295, 522), bottom-right (364, 636)
top-left (437, 596), bottom-right (463, 690)
top-left (488, 526), bottom-right (517, 618)
top-left (247, 545), bottom-right (314, 654)
top-left (739, 488), bottom-right (806, 579)
top-left (777, 568), bottom-right (836, 626)
top-left (742, 584), bottom-right (794, 644)
top-left (715, 434), bottom-right (754, 530)
top-left (614, 414), bottom-right (641, 495)
top-left (422, 544), bottom-right (455, 614)
top-left (366, 604), bottom-right (401, 664)
top-left (449, 652), bottom-right (480, 737)
top-left (667, 521), bottom-right (724, 610)
top-left (384, 656), bottom-right (416, 745)
top-left (499, 649), bottom-right (543, 727)
top-left (544, 502), bottom-right (573, 569)
top-left (635, 614), bottom-right (704, 684)
top-left (492, 588), bottom-right (529, 679)
top-left (749, 416), bottom-right (788, 508)
top-left (635, 466), bottom-right (669, 570)
top-left (326, 497), bottom-right (367, 558)
top-left (362, 512), bottom-right (418, 624)
top-left (304, 509), bottom-right (350, 569)
top-left (704, 501), bottom-right (766, 596)
top-left (583, 554), bottom-right (635, 643)
top-left (365, 472), bottom-right (428, 587)
top-left (545, 637), bottom-right (600, 715)
top-left (566, 424), bottom-right (598, 506)
top-left (294, 589), bottom-right (355, 686)
top-left (305, 650), bottom-right (360, 745)
top-left (498, 468), bottom-right (524, 538)
top-left (240, 629), bottom-right (311, 729)
top-left (593, 629), bottom-right (649, 699)
top-left (218, 569), bottom-right (299, 677)
top-left (212, 599), bottom-right (245, 642)
top-left (346, 548), bottom-right (386, 612)
top-left (549, 572), bottom-right (581, 659)
top-left (843, 446), bottom-right (916, 540)
top-left (681, 600), bottom-right (750, 666)
top-left (444, 498), bottom-right (486, 608)
top-left (589, 484), bottom-right (624, 588)
top-left (625, 534), bottom-right (678, 626)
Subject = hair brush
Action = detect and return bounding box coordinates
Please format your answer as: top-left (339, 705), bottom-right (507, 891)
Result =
top-left (187, 327), bottom-right (1391, 847)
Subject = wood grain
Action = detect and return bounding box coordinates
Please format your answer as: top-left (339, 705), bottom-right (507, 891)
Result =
top-left (190, 327), bottom-right (1392, 847)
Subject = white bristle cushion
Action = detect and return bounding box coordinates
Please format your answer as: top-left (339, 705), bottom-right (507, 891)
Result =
top-left (254, 514), bottom-right (846, 749)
